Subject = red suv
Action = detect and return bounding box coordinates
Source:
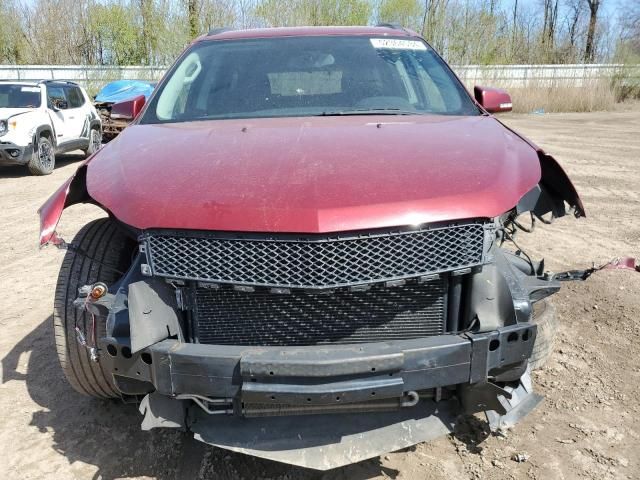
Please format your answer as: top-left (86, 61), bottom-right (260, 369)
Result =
top-left (39, 25), bottom-right (584, 470)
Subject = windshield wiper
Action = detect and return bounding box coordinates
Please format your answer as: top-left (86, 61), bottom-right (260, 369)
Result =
top-left (317, 108), bottom-right (420, 116)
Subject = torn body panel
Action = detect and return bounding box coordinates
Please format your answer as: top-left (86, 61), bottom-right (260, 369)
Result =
top-left (496, 117), bottom-right (585, 219)
top-left (537, 153), bottom-right (585, 218)
top-left (37, 164), bottom-right (91, 247)
top-left (514, 153), bottom-right (585, 221)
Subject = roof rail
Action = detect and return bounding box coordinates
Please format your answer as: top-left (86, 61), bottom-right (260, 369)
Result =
top-left (375, 22), bottom-right (406, 31)
top-left (207, 27), bottom-right (233, 36)
top-left (38, 79), bottom-right (79, 86)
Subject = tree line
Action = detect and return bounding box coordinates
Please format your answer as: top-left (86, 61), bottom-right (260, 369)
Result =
top-left (0, 0), bottom-right (638, 66)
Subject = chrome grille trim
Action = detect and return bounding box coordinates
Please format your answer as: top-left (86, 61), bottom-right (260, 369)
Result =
top-left (143, 222), bottom-right (487, 289)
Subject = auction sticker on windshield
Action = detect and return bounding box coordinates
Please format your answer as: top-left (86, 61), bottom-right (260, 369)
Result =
top-left (370, 38), bottom-right (427, 50)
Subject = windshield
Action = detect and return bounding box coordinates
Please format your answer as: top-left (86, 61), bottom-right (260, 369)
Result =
top-left (142, 36), bottom-right (478, 124)
top-left (0, 84), bottom-right (41, 109)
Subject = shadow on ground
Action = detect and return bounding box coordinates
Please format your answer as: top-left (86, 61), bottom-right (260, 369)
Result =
top-left (1, 317), bottom-right (401, 480)
top-left (0, 153), bottom-right (85, 179)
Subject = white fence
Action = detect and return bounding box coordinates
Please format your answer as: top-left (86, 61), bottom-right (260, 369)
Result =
top-left (0, 65), bottom-right (165, 92)
top-left (455, 64), bottom-right (640, 88)
top-left (0, 63), bottom-right (638, 90)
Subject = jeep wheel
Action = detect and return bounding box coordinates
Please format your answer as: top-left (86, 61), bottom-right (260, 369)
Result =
top-left (529, 299), bottom-right (558, 370)
top-left (28, 136), bottom-right (55, 175)
top-left (84, 128), bottom-right (102, 157)
top-left (53, 219), bottom-right (133, 398)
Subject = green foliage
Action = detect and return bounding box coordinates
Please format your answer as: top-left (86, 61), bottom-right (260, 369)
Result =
top-left (256, 0), bottom-right (371, 27)
top-left (0, 0), bottom-right (632, 67)
top-left (378, 0), bottom-right (423, 32)
top-left (89, 2), bottom-right (146, 65)
top-left (0, 1), bottom-right (26, 63)
top-left (309, 0), bottom-right (372, 26)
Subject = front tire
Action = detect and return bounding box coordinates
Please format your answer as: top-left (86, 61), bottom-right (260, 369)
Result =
top-left (529, 299), bottom-right (558, 370)
top-left (53, 219), bottom-right (133, 398)
top-left (28, 136), bottom-right (55, 175)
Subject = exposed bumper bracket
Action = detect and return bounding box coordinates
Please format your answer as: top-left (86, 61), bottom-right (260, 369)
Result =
top-left (485, 368), bottom-right (543, 431)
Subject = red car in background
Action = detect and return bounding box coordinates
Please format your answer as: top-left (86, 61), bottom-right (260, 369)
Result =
top-left (39, 25), bottom-right (584, 470)
top-left (93, 80), bottom-right (154, 141)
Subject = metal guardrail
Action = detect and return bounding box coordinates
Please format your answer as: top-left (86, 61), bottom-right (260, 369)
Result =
top-left (0, 64), bottom-right (638, 90)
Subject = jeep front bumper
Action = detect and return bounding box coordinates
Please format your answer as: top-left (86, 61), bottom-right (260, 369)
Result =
top-left (0, 141), bottom-right (32, 166)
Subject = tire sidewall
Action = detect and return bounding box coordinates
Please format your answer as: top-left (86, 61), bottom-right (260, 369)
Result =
top-left (529, 299), bottom-right (558, 370)
top-left (85, 128), bottom-right (102, 157)
top-left (29, 136), bottom-right (55, 175)
top-left (53, 219), bottom-right (132, 398)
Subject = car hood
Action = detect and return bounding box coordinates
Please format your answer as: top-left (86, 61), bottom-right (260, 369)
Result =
top-left (0, 107), bottom-right (35, 120)
top-left (86, 115), bottom-right (541, 233)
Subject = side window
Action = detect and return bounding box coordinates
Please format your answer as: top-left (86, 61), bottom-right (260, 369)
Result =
top-left (65, 86), bottom-right (85, 108)
top-left (47, 86), bottom-right (67, 109)
top-left (156, 51), bottom-right (202, 120)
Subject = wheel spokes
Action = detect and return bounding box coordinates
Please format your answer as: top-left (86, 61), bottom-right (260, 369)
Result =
top-left (39, 142), bottom-right (52, 168)
top-left (91, 131), bottom-right (101, 152)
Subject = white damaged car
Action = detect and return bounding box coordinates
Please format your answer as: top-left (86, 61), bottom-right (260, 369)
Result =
top-left (0, 81), bottom-right (101, 175)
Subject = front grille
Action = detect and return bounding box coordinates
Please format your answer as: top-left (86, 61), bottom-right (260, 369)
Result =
top-left (194, 279), bottom-right (447, 346)
top-left (145, 223), bottom-right (486, 289)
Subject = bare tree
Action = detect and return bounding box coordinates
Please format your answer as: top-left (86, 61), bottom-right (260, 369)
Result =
top-left (584, 0), bottom-right (601, 62)
top-left (566, 0), bottom-right (583, 49)
top-left (237, 0), bottom-right (258, 29)
top-left (542, 0), bottom-right (559, 48)
top-left (622, 1), bottom-right (640, 54)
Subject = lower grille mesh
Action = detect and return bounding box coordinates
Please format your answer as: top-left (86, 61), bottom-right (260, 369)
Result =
top-left (194, 279), bottom-right (447, 346)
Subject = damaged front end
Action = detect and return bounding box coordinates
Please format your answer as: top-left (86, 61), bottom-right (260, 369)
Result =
top-left (70, 232), bottom-right (563, 469)
top-left (39, 152), bottom-right (585, 470)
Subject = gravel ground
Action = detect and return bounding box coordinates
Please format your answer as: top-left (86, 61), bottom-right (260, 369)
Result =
top-left (1, 108), bottom-right (639, 480)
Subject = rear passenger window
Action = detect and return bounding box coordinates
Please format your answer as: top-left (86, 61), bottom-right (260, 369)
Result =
top-left (66, 87), bottom-right (85, 108)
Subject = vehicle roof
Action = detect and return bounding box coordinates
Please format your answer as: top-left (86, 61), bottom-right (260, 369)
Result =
top-left (0, 81), bottom-right (40, 86)
top-left (197, 25), bottom-right (416, 42)
top-left (0, 80), bottom-right (79, 87)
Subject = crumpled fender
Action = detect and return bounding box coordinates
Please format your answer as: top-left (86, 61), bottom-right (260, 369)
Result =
top-left (496, 118), bottom-right (585, 218)
top-left (538, 152), bottom-right (586, 218)
top-left (38, 164), bottom-right (92, 247)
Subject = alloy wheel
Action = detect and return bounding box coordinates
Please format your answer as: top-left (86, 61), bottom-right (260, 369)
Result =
top-left (39, 141), bottom-right (53, 170)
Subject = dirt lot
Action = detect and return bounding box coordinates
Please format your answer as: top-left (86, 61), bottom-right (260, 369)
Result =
top-left (1, 109), bottom-right (639, 480)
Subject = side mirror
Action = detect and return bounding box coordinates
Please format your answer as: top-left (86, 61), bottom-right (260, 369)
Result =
top-left (473, 86), bottom-right (512, 113)
top-left (111, 95), bottom-right (146, 121)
